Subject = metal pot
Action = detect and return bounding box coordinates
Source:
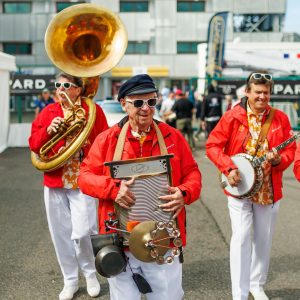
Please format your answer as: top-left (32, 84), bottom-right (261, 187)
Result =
top-left (95, 245), bottom-right (127, 278)
top-left (91, 233), bottom-right (120, 256)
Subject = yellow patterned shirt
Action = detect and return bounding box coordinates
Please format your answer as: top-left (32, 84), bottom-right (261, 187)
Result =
top-left (61, 97), bottom-right (83, 189)
top-left (245, 103), bottom-right (273, 205)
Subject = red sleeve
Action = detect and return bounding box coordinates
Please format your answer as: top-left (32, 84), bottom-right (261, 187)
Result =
top-left (28, 106), bottom-right (53, 152)
top-left (174, 131), bottom-right (202, 205)
top-left (78, 132), bottom-right (120, 200)
top-left (293, 142), bottom-right (300, 181)
top-left (206, 113), bottom-right (238, 175)
top-left (272, 113), bottom-right (296, 172)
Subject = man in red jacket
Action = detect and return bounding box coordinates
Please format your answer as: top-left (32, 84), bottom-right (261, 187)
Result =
top-left (206, 71), bottom-right (295, 300)
top-left (78, 74), bottom-right (201, 300)
top-left (29, 73), bottom-right (108, 300)
top-left (294, 142), bottom-right (300, 181)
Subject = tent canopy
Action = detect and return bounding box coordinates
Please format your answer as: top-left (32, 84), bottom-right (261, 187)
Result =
top-left (0, 51), bottom-right (16, 153)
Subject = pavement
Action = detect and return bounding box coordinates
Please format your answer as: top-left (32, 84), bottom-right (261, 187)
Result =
top-left (0, 139), bottom-right (299, 300)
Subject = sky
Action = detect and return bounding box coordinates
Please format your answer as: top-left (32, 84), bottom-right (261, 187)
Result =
top-left (284, 0), bottom-right (300, 33)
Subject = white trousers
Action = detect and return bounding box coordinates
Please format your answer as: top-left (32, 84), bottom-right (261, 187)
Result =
top-left (107, 251), bottom-right (184, 300)
top-left (228, 196), bottom-right (280, 300)
top-left (44, 187), bottom-right (98, 287)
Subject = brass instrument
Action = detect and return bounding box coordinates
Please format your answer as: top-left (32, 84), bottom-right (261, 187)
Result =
top-left (31, 3), bottom-right (128, 172)
top-left (38, 91), bottom-right (86, 161)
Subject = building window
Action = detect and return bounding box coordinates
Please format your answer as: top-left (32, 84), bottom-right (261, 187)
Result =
top-left (177, 0), bottom-right (205, 12)
top-left (233, 14), bottom-right (284, 32)
top-left (177, 42), bottom-right (201, 54)
top-left (126, 41), bottom-right (149, 54)
top-left (3, 2), bottom-right (31, 13)
top-left (120, 1), bottom-right (148, 12)
top-left (56, 1), bottom-right (85, 13)
top-left (3, 42), bottom-right (32, 55)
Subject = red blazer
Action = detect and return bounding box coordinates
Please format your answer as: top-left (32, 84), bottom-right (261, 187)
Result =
top-left (78, 118), bottom-right (202, 246)
top-left (29, 101), bottom-right (108, 187)
top-left (294, 142), bottom-right (300, 181)
top-left (206, 99), bottom-right (296, 202)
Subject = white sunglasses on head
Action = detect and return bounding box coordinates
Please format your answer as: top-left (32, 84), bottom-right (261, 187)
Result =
top-left (249, 73), bottom-right (272, 81)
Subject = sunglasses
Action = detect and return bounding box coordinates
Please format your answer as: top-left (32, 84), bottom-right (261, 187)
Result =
top-left (126, 98), bottom-right (157, 108)
top-left (249, 73), bottom-right (273, 81)
top-left (54, 82), bottom-right (79, 89)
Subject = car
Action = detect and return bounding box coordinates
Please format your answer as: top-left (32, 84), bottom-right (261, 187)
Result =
top-left (95, 100), bottom-right (126, 127)
top-left (95, 99), bottom-right (163, 127)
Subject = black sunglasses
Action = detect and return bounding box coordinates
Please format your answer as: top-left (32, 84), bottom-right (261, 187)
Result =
top-left (54, 82), bottom-right (79, 89)
top-left (125, 98), bottom-right (157, 108)
top-left (249, 73), bottom-right (273, 81)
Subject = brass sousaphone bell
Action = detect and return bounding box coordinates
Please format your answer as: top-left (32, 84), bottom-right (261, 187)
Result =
top-left (31, 3), bottom-right (128, 172)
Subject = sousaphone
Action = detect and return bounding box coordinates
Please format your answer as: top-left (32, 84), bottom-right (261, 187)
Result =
top-left (31, 3), bottom-right (128, 172)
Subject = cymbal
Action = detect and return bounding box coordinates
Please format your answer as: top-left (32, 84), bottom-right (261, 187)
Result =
top-left (129, 221), bottom-right (170, 262)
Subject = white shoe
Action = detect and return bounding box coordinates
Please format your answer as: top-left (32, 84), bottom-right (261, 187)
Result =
top-left (59, 285), bottom-right (79, 300)
top-left (86, 274), bottom-right (101, 297)
top-left (250, 289), bottom-right (269, 300)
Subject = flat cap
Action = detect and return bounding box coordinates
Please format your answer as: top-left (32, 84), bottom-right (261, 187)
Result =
top-left (117, 74), bottom-right (158, 101)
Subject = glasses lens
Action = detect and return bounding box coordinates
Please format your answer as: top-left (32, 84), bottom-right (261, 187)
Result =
top-left (264, 74), bottom-right (272, 80)
top-left (147, 98), bottom-right (157, 107)
top-left (55, 82), bottom-right (61, 88)
top-left (133, 100), bottom-right (144, 108)
top-left (252, 73), bottom-right (262, 80)
top-left (63, 82), bottom-right (71, 89)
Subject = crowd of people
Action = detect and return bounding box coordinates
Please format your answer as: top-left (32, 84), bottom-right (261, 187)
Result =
top-left (156, 82), bottom-right (230, 147)
top-left (29, 71), bottom-right (300, 300)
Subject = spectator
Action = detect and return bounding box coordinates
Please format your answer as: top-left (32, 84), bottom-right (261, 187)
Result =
top-left (160, 92), bottom-right (176, 128)
top-left (201, 84), bottom-right (222, 137)
top-left (172, 89), bottom-right (195, 149)
top-left (195, 96), bottom-right (203, 140)
top-left (225, 94), bottom-right (233, 111)
top-left (188, 85), bottom-right (196, 105)
top-left (34, 88), bottom-right (55, 117)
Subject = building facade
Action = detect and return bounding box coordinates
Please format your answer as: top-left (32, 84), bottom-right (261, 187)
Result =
top-left (0, 0), bottom-right (288, 119)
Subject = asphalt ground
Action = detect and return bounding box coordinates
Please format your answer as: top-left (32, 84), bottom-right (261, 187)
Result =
top-left (0, 139), bottom-right (299, 300)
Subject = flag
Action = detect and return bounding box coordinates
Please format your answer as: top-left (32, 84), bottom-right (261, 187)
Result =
top-left (206, 12), bottom-right (228, 79)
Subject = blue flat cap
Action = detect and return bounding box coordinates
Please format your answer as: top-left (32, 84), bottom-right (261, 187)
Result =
top-left (117, 74), bottom-right (158, 101)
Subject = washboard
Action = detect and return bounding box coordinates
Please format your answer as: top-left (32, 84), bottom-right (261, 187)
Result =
top-left (104, 121), bottom-right (174, 242)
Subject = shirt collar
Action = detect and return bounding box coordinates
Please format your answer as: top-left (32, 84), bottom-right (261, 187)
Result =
top-left (128, 122), bottom-right (154, 140)
top-left (247, 102), bottom-right (267, 118)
